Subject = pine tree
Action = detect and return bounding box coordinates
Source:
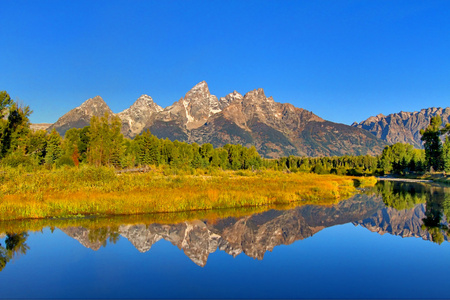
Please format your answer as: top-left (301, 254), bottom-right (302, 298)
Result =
top-left (421, 115), bottom-right (443, 172)
top-left (87, 113), bottom-right (124, 167)
top-left (442, 137), bottom-right (450, 173)
top-left (45, 129), bottom-right (62, 166)
top-left (0, 91), bottom-right (32, 158)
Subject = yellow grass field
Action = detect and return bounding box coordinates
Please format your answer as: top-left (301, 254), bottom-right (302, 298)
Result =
top-left (0, 165), bottom-right (376, 221)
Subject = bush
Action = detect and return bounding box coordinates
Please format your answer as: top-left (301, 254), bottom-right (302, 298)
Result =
top-left (76, 165), bottom-right (117, 183)
top-left (1, 152), bottom-right (39, 170)
top-left (56, 155), bottom-right (75, 167)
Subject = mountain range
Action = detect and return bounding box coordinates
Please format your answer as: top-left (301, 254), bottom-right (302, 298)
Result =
top-left (43, 81), bottom-right (386, 158)
top-left (39, 81), bottom-right (448, 157)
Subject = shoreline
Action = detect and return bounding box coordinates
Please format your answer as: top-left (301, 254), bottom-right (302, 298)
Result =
top-left (377, 177), bottom-right (433, 183)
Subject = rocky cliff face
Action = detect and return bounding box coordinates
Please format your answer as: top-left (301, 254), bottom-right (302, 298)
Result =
top-left (45, 81), bottom-right (386, 157)
top-left (30, 123), bottom-right (51, 132)
top-left (117, 94), bottom-right (163, 138)
top-left (189, 88), bottom-right (386, 157)
top-left (146, 81), bottom-right (222, 141)
top-left (352, 107), bottom-right (450, 148)
top-left (48, 96), bottom-right (114, 136)
top-left (146, 84), bottom-right (386, 157)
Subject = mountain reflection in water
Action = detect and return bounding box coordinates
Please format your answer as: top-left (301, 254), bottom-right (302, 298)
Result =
top-left (0, 181), bottom-right (449, 269)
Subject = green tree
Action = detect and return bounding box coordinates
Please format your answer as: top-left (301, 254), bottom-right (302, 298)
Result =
top-left (190, 143), bottom-right (203, 168)
top-left (421, 115), bottom-right (443, 172)
top-left (44, 129), bottom-right (62, 166)
top-left (25, 129), bottom-right (48, 165)
top-left (0, 92), bottom-right (32, 158)
top-left (442, 137), bottom-right (450, 173)
top-left (87, 113), bottom-right (124, 167)
top-left (379, 143), bottom-right (417, 174)
top-left (135, 130), bottom-right (161, 166)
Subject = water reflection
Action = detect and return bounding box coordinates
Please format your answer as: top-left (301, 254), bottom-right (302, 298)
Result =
top-left (420, 184), bottom-right (450, 245)
top-left (0, 232), bottom-right (29, 271)
top-left (0, 181), bottom-right (449, 269)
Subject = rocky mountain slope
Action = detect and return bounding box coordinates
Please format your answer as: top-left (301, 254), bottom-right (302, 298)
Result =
top-left (30, 123), bottom-right (51, 131)
top-left (46, 81), bottom-right (386, 157)
top-left (117, 94), bottom-right (163, 138)
top-left (352, 107), bottom-right (450, 149)
top-left (48, 96), bottom-right (114, 135)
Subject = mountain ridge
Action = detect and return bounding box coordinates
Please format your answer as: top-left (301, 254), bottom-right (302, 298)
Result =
top-left (45, 81), bottom-right (386, 158)
top-left (352, 107), bottom-right (450, 148)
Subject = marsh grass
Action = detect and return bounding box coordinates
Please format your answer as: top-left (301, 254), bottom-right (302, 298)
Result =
top-left (0, 165), bottom-right (374, 221)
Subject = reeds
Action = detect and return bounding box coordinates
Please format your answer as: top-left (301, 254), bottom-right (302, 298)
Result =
top-left (0, 165), bottom-right (374, 221)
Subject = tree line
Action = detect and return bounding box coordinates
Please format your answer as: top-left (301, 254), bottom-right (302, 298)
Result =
top-left (0, 90), bottom-right (446, 175)
top-left (272, 142), bottom-right (425, 176)
top-left (0, 92), bottom-right (263, 171)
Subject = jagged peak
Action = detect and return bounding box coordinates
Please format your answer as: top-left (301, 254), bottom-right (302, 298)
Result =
top-left (184, 81), bottom-right (210, 100)
top-left (137, 94), bottom-right (154, 101)
top-left (80, 95), bottom-right (107, 107)
top-left (132, 94), bottom-right (159, 107)
top-left (243, 88), bottom-right (275, 104)
top-left (219, 91), bottom-right (243, 110)
top-left (228, 90), bottom-right (243, 99)
top-left (221, 91), bottom-right (243, 102)
top-left (118, 94), bottom-right (163, 116)
top-left (75, 96), bottom-right (113, 115)
top-left (244, 88), bottom-right (266, 99)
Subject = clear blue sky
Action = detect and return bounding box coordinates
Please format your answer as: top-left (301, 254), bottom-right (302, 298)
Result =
top-left (1, 0), bottom-right (450, 125)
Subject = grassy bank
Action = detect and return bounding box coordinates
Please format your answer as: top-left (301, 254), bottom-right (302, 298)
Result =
top-left (380, 172), bottom-right (450, 185)
top-left (0, 165), bottom-right (375, 221)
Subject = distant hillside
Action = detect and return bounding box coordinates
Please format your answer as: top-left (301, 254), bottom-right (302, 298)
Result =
top-left (30, 123), bottom-right (51, 132)
top-left (352, 107), bottom-right (450, 149)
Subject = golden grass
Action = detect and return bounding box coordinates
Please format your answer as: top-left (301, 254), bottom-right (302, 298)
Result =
top-left (0, 165), bottom-right (375, 221)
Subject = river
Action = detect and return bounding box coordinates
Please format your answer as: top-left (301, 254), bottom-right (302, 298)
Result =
top-left (0, 181), bottom-right (449, 299)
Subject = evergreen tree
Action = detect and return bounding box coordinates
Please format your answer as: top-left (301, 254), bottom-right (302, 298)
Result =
top-left (87, 113), bottom-right (124, 167)
top-left (0, 91), bottom-right (32, 158)
top-left (25, 129), bottom-right (48, 165)
top-left (45, 129), bottom-right (62, 166)
top-left (190, 143), bottom-right (203, 168)
top-left (135, 130), bottom-right (161, 166)
top-left (421, 115), bottom-right (443, 171)
top-left (442, 137), bottom-right (450, 172)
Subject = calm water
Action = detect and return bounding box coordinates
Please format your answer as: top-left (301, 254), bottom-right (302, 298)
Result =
top-left (0, 181), bottom-right (449, 299)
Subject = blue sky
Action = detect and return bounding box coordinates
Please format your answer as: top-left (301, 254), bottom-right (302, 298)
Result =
top-left (1, 0), bottom-right (449, 125)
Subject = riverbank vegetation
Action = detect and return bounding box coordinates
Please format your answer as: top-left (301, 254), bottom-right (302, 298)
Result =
top-left (0, 166), bottom-right (367, 221)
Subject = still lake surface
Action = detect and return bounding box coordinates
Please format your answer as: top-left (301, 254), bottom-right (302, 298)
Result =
top-left (0, 181), bottom-right (449, 299)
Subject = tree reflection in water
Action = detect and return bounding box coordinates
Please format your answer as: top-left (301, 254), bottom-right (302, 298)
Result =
top-left (376, 181), bottom-right (450, 244)
top-left (0, 232), bottom-right (29, 271)
top-left (421, 192), bottom-right (450, 245)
